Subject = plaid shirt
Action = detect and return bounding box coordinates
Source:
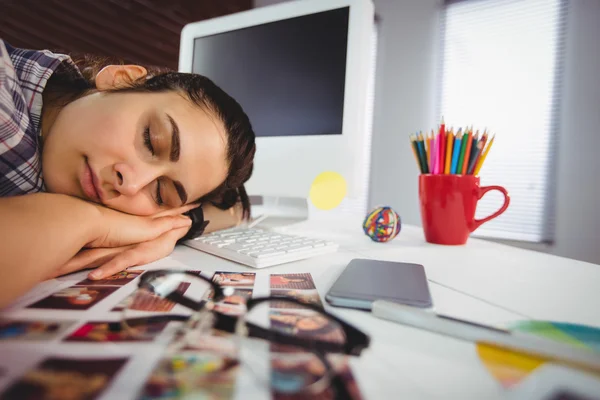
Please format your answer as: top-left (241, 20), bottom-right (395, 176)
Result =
top-left (0, 39), bottom-right (79, 196)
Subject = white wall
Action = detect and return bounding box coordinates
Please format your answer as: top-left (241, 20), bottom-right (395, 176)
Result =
top-left (365, 0), bottom-right (442, 226)
top-left (552, 0), bottom-right (600, 264)
top-left (253, 0), bottom-right (600, 264)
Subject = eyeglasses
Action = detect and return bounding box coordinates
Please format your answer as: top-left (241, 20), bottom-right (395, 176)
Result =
top-left (116, 270), bottom-right (370, 399)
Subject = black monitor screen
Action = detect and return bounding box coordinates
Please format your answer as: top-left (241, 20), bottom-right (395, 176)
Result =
top-left (192, 7), bottom-right (349, 137)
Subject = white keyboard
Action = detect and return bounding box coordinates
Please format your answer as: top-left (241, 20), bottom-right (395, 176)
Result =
top-left (183, 227), bottom-right (338, 268)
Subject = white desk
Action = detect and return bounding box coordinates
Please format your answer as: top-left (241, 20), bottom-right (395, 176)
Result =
top-left (1, 218), bottom-right (598, 399)
top-left (170, 217), bottom-right (600, 399)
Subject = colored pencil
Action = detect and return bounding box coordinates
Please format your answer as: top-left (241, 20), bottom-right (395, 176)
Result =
top-left (417, 133), bottom-right (429, 174)
top-left (410, 135), bottom-right (422, 173)
top-left (467, 140), bottom-right (484, 174)
top-left (456, 129), bottom-right (469, 175)
top-left (438, 118), bottom-right (445, 174)
top-left (424, 132), bottom-right (430, 170)
top-left (427, 131), bottom-right (434, 172)
top-left (469, 131), bottom-right (480, 166)
top-left (416, 133), bottom-right (427, 174)
top-left (474, 135), bottom-right (495, 176)
top-left (444, 129), bottom-right (454, 174)
top-left (432, 135), bottom-right (438, 174)
top-left (461, 128), bottom-right (474, 175)
top-left (450, 131), bottom-right (463, 174)
top-left (471, 132), bottom-right (488, 175)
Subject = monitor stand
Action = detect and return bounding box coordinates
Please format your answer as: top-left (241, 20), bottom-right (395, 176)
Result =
top-left (249, 196), bottom-right (309, 229)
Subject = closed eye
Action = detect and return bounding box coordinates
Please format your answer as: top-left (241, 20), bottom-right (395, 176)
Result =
top-left (144, 126), bottom-right (163, 206)
top-left (143, 126), bottom-right (155, 156)
top-left (155, 179), bottom-right (163, 206)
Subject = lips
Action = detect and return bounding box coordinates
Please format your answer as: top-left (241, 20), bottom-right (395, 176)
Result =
top-left (81, 158), bottom-right (101, 202)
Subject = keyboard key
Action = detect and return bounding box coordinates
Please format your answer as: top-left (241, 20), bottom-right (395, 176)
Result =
top-left (219, 231), bottom-right (245, 238)
top-left (221, 243), bottom-right (247, 252)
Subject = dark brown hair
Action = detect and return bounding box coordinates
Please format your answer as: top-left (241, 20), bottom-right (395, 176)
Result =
top-left (45, 55), bottom-right (255, 219)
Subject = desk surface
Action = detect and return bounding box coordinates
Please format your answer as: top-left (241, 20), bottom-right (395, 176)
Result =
top-left (169, 218), bottom-right (600, 399)
top-left (2, 218), bottom-right (598, 399)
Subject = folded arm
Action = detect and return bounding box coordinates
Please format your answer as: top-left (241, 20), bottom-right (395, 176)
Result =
top-left (0, 193), bottom-right (191, 308)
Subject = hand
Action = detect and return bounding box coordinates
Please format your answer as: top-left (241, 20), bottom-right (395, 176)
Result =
top-left (48, 204), bottom-right (200, 280)
top-left (49, 225), bottom-right (189, 280)
top-left (86, 203), bottom-right (198, 249)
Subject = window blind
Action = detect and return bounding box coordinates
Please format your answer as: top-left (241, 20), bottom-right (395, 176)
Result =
top-left (439, 0), bottom-right (566, 242)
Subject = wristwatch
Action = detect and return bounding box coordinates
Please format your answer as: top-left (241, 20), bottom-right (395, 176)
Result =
top-left (178, 204), bottom-right (210, 242)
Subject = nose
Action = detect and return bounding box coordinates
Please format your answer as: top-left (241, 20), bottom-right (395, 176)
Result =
top-left (112, 162), bottom-right (155, 196)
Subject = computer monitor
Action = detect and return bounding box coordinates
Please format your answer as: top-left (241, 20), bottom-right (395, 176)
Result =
top-left (179, 0), bottom-right (374, 207)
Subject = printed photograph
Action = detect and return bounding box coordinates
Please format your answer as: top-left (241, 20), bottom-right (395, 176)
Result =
top-left (0, 357), bottom-right (128, 400)
top-left (178, 329), bottom-right (237, 358)
top-left (209, 289), bottom-right (253, 316)
top-left (27, 286), bottom-right (119, 311)
top-left (212, 272), bottom-right (256, 287)
top-left (269, 310), bottom-right (346, 345)
top-left (112, 282), bottom-right (191, 312)
top-left (139, 353), bottom-right (239, 400)
top-left (64, 319), bottom-right (170, 343)
top-left (270, 289), bottom-right (323, 309)
top-left (271, 355), bottom-right (362, 400)
top-left (75, 270), bottom-right (144, 287)
top-left (0, 319), bottom-right (76, 341)
top-left (270, 352), bottom-right (329, 399)
top-left (270, 273), bottom-right (316, 290)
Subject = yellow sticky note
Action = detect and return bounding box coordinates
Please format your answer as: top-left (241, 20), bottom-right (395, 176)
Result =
top-left (309, 171), bottom-right (347, 210)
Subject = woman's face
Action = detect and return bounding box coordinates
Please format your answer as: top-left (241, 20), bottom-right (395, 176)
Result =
top-left (41, 89), bottom-right (228, 215)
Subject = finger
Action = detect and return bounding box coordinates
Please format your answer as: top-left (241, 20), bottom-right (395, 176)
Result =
top-left (88, 248), bottom-right (143, 280)
top-left (51, 246), bottom-right (130, 279)
top-left (170, 225), bottom-right (193, 240)
top-left (100, 215), bottom-right (191, 247)
top-left (152, 202), bottom-right (201, 218)
top-left (150, 215), bottom-right (193, 236)
top-left (89, 226), bottom-right (189, 280)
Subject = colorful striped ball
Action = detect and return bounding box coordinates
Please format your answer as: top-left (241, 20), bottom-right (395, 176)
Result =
top-left (363, 206), bottom-right (401, 242)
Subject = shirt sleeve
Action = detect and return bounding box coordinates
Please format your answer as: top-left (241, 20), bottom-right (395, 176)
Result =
top-left (0, 39), bottom-right (21, 151)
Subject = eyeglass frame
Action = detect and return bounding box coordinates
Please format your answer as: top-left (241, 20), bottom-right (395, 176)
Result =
top-left (117, 269), bottom-right (371, 398)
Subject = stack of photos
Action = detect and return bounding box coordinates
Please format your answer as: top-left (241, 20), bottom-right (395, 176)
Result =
top-left (210, 272), bottom-right (255, 317)
top-left (0, 357), bottom-right (128, 400)
top-left (0, 319), bottom-right (76, 341)
top-left (28, 270), bottom-right (144, 311)
top-left (269, 273), bottom-right (363, 400)
top-left (138, 353), bottom-right (239, 400)
top-left (64, 319), bottom-right (171, 343)
top-left (137, 271), bottom-right (256, 400)
top-left (112, 270), bottom-right (201, 312)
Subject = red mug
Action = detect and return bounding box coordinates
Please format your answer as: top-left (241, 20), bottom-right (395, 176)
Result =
top-left (418, 174), bottom-right (510, 245)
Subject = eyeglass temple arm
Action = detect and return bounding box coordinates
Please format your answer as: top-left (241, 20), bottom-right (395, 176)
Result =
top-left (165, 291), bottom-right (205, 311)
top-left (244, 322), bottom-right (359, 355)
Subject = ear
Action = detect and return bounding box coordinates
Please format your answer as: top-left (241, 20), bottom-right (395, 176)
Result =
top-left (95, 65), bottom-right (148, 90)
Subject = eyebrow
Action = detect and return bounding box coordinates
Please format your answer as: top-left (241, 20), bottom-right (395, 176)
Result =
top-left (167, 113), bottom-right (180, 162)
